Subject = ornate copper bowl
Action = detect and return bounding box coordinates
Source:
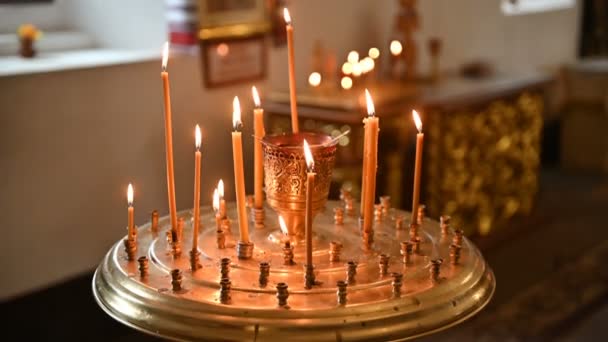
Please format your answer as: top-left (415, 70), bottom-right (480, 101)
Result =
top-left (262, 132), bottom-right (337, 237)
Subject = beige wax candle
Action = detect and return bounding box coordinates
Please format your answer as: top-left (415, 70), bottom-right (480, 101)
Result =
top-left (252, 86), bottom-right (265, 209)
top-left (362, 90), bottom-right (379, 235)
top-left (127, 183), bottom-right (134, 238)
top-left (232, 96), bottom-right (250, 243)
top-left (303, 140), bottom-right (316, 267)
top-left (161, 42), bottom-right (178, 232)
top-left (360, 116), bottom-right (370, 215)
top-left (212, 188), bottom-right (221, 230)
top-left (283, 8), bottom-right (299, 133)
top-left (411, 110), bottom-right (424, 224)
top-left (192, 125), bottom-right (202, 252)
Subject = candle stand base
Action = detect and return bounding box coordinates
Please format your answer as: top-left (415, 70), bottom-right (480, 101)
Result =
top-left (93, 201), bottom-right (494, 341)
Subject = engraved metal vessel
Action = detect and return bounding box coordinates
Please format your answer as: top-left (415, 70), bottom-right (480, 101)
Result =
top-left (262, 132), bottom-right (337, 237)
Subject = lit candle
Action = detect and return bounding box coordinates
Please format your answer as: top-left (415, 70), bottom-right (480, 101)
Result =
top-left (192, 125), bottom-right (202, 252)
top-left (278, 215), bottom-right (289, 241)
top-left (231, 96), bottom-right (250, 243)
top-left (303, 139), bottom-right (316, 267)
top-left (218, 179), bottom-right (226, 219)
top-left (127, 183), bottom-right (135, 238)
top-left (362, 89), bottom-right (379, 236)
top-left (160, 42), bottom-right (178, 233)
top-left (283, 7), bottom-right (299, 133)
top-left (411, 110), bottom-right (424, 225)
top-left (252, 86), bottom-right (265, 209)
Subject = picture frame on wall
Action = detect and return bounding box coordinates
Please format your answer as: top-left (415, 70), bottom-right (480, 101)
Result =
top-left (201, 34), bottom-right (267, 88)
top-left (198, 0), bottom-right (270, 41)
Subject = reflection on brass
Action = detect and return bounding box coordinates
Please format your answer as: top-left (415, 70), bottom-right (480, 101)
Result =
top-left (262, 133), bottom-right (337, 237)
top-left (171, 269), bottom-right (182, 292)
top-left (426, 93), bottom-right (543, 236)
top-left (336, 280), bottom-right (348, 306)
top-left (151, 210), bottom-right (159, 234)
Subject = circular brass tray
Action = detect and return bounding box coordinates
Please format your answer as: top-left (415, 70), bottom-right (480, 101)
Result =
top-left (93, 201), bottom-right (494, 341)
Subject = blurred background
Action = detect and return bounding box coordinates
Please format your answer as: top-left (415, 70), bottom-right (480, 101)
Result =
top-left (1, 0), bottom-right (606, 340)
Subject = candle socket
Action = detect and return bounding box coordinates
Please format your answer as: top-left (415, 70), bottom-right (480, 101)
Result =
top-left (417, 204), bottom-right (426, 225)
top-left (259, 262), bottom-right (270, 288)
top-left (392, 272), bottom-right (404, 298)
top-left (336, 280), bottom-right (348, 306)
top-left (440, 215), bottom-right (451, 236)
top-left (252, 208), bottom-right (265, 229)
top-left (304, 264), bottom-right (317, 289)
top-left (171, 269), bottom-right (183, 292)
top-left (453, 229), bottom-right (464, 246)
top-left (283, 242), bottom-right (295, 265)
top-left (171, 239), bottom-right (182, 259)
top-left (189, 249), bottom-right (201, 271)
top-left (329, 241), bottom-right (343, 262)
top-left (216, 229), bottom-right (226, 249)
top-left (123, 238), bottom-right (137, 261)
top-left (344, 197), bottom-right (355, 216)
top-left (219, 278), bottom-right (232, 304)
top-left (236, 240), bottom-right (254, 259)
top-left (333, 207), bottom-right (344, 225)
top-left (346, 261), bottom-right (358, 285)
top-left (220, 258), bottom-right (231, 280)
top-left (276, 282), bottom-right (290, 308)
top-left (409, 223), bottom-right (420, 240)
top-left (411, 237), bottom-right (421, 255)
top-left (400, 241), bottom-right (414, 265)
top-left (395, 215), bottom-right (405, 230)
top-left (430, 259), bottom-right (443, 284)
top-left (379, 254), bottom-right (391, 277)
top-left (339, 187), bottom-right (352, 203)
top-left (380, 196), bottom-right (391, 216)
top-left (449, 244), bottom-right (462, 265)
top-left (138, 256), bottom-right (149, 279)
top-left (151, 210), bottom-right (159, 234)
top-left (374, 204), bottom-right (383, 222)
top-left (220, 218), bottom-right (231, 234)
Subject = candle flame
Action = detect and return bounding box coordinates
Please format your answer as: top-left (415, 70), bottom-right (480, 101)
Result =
top-left (283, 7), bottom-right (292, 25)
top-left (232, 96), bottom-right (242, 130)
top-left (308, 72), bottom-right (321, 87)
top-left (303, 139), bottom-right (314, 172)
top-left (252, 86), bottom-right (261, 108)
top-left (347, 51), bottom-right (359, 64)
top-left (412, 110), bottom-right (422, 133)
top-left (365, 89), bottom-right (375, 117)
top-left (341, 76), bottom-right (353, 90)
top-left (218, 179), bottom-right (224, 198)
top-left (369, 47), bottom-right (380, 59)
top-left (212, 188), bottom-right (219, 212)
top-left (127, 183), bottom-right (134, 206)
top-left (162, 42), bottom-right (169, 70)
top-left (390, 40), bottom-right (403, 56)
top-left (195, 124), bottom-right (201, 150)
top-left (278, 215), bottom-right (288, 235)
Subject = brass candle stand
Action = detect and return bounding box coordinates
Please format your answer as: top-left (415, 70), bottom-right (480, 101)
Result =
top-left (93, 201), bottom-right (494, 341)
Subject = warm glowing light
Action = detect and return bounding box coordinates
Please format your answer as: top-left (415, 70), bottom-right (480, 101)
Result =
top-left (195, 124), bottom-right (201, 150)
top-left (341, 76), bottom-right (353, 90)
top-left (212, 188), bottom-right (219, 212)
top-left (162, 42), bottom-right (169, 70)
top-left (232, 96), bottom-right (241, 130)
top-left (218, 179), bottom-right (224, 198)
top-left (217, 43), bottom-right (229, 57)
top-left (283, 8), bottom-right (292, 25)
top-left (390, 40), bottom-right (403, 56)
top-left (341, 62), bottom-right (353, 75)
top-left (252, 86), bottom-right (261, 108)
top-left (412, 110), bottom-right (422, 133)
top-left (368, 47), bottom-right (380, 59)
top-left (303, 139), bottom-right (314, 172)
top-left (127, 183), bottom-right (134, 206)
top-left (352, 62), bottom-right (362, 77)
top-left (278, 216), bottom-right (288, 235)
top-left (361, 57), bottom-right (375, 73)
top-left (308, 72), bottom-right (322, 87)
top-left (347, 51), bottom-right (359, 64)
top-left (365, 89), bottom-right (375, 117)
